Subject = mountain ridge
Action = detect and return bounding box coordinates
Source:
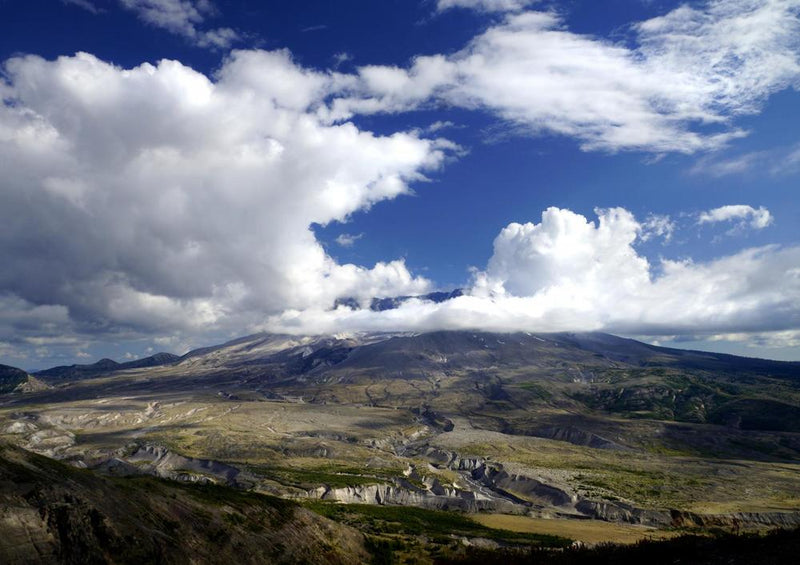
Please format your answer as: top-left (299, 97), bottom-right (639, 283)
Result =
top-left (22, 330), bottom-right (800, 380)
top-left (34, 352), bottom-right (180, 380)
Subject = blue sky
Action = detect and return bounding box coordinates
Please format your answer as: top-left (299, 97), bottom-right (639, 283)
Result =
top-left (1, 0), bottom-right (799, 368)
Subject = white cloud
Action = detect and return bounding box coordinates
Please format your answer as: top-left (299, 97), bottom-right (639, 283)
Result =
top-left (640, 214), bottom-right (675, 243)
top-left (785, 145), bottom-right (800, 165)
top-left (699, 204), bottom-right (774, 230)
top-left (195, 26), bottom-right (240, 49)
top-left (423, 120), bottom-right (457, 134)
top-left (691, 143), bottom-right (800, 177)
top-left (267, 207), bottom-right (800, 340)
top-left (773, 143), bottom-right (800, 175)
top-left (335, 233), bottom-right (364, 247)
top-left (3, 2), bottom-right (800, 360)
top-left (301, 24), bottom-right (328, 33)
top-left (436, 0), bottom-right (537, 13)
top-left (706, 330), bottom-right (800, 349)
top-left (690, 152), bottom-right (766, 177)
top-left (119, 0), bottom-right (240, 48)
top-left (475, 207), bottom-right (650, 299)
top-left (333, 52), bottom-right (353, 68)
top-left (336, 0), bottom-right (800, 153)
top-left (0, 51), bottom-right (447, 341)
top-left (63, 0), bottom-right (101, 14)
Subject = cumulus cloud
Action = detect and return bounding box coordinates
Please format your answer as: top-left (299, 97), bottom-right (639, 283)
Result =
top-left (268, 207), bottom-right (800, 341)
top-left (334, 0), bottom-right (800, 153)
top-left (0, 294), bottom-right (85, 363)
top-left (436, 0), bottom-right (537, 13)
top-left (699, 205), bottom-right (774, 230)
top-left (118, 0), bottom-right (240, 48)
top-left (0, 51), bottom-right (448, 345)
top-left (3, 2), bottom-right (800, 363)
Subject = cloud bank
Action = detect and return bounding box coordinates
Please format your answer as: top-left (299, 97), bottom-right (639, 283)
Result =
top-left (270, 207), bottom-right (800, 342)
top-left (0, 50), bottom-right (448, 351)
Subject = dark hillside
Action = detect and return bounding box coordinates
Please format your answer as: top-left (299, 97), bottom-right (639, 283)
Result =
top-left (0, 443), bottom-right (367, 564)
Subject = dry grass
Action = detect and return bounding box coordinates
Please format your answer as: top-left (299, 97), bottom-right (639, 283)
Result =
top-left (472, 514), bottom-right (678, 545)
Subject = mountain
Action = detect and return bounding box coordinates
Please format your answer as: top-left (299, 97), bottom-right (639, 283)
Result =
top-left (175, 329), bottom-right (800, 378)
top-left (0, 442), bottom-right (367, 564)
top-left (0, 364), bottom-right (50, 394)
top-left (35, 352), bottom-right (180, 380)
top-left (0, 364), bottom-right (29, 393)
top-left (3, 330), bottom-right (800, 546)
top-left (51, 330), bottom-right (799, 438)
top-left (121, 352), bottom-right (181, 370)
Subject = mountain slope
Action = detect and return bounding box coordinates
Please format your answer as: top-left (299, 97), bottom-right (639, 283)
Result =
top-left (0, 364), bottom-right (30, 393)
top-left (0, 442), bottom-right (367, 564)
top-left (36, 353), bottom-right (180, 381)
top-left (4, 330), bottom-right (800, 531)
top-left (0, 364), bottom-right (50, 394)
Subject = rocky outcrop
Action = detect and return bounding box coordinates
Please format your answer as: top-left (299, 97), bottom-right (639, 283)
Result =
top-left (306, 477), bottom-right (521, 513)
top-left (23, 429), bottom-right (76, 459)
top-left (574, 500), bottom-right (800, 530)
top-left (421, 447), bottom-right (485, 471)
top-left (576, 500), bottom-right (672, 526)
top-left (671, 510), bottom-right (800, 530)
top-left (119, 444), bottom-right (241, 485)
top-left (531, 426), bottom-right (626, 450)
top-left (13, 376), bottom-right (51, 394)
top-left (472, 465), bottom-right (577, 508)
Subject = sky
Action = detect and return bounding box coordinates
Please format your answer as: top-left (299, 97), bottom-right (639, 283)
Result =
top-left (1, 0), bottom-right (800, 369)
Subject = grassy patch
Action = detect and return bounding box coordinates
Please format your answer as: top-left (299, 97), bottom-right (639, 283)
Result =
top-left (472, 514), bottom-right (677, 545)
top-left (247, 464), bottom-right (406, 489)
top-left (514, 382), bottom-right (553, 400)
top-left (303, 501), bottom-right (571, 547)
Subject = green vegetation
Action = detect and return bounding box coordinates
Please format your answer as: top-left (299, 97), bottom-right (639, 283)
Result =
top-left (569, 368), bottom-right (800, 434)
top-left (436, 527), bottom-right (800, 565)
top-left (302, 501), bottom-right (571, 547)
top-left (514, 382), bottom-right (553, 400)
top-left (248, 463), bottom-right (415, 489)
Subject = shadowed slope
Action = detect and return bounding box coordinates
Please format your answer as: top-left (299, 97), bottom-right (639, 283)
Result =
top-left (0, 443), bottom-right (367, 565)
